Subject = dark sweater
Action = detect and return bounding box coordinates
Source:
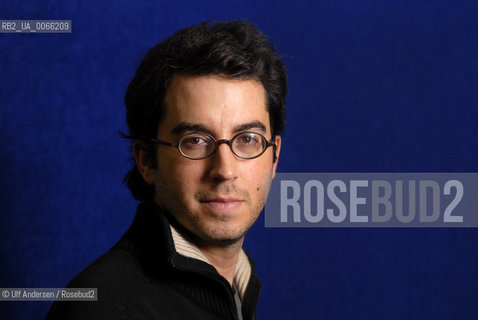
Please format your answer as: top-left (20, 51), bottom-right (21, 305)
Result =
top-left (45, 201), bottom-right (261, 320)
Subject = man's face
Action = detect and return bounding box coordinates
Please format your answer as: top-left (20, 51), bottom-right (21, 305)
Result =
top-left (144, 75), bottom-right (281, 245)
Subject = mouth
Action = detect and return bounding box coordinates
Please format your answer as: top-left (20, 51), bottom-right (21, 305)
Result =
top-left (200, 198), bottom-right (244, 212)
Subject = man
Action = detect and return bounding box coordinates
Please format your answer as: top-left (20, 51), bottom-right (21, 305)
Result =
top-left (46, 20), bottom-right (287, 320)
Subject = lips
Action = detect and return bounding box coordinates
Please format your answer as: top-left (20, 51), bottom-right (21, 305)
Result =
top-left (200, 198), bottom-right (244, 212)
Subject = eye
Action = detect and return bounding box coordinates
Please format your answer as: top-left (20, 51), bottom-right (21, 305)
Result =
top-left (181, 134), bottom-right (213, 148)
top-left (185, 137), bottom-right (205, 145)
top-left (238, 133), bottom-right (260, 145)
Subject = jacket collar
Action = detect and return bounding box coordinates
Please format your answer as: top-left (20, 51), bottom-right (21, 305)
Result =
top-left (169, 223), bottom-right (252, 300)
top-left (119, 200), bottom-right (256, 299)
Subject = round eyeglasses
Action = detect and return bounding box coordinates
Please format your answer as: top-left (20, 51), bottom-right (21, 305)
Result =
top-left (151, 131), bottom-right (276, 160)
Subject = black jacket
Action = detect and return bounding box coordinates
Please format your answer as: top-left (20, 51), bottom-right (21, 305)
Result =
top-left (46, 201), bottom-right (261, 319)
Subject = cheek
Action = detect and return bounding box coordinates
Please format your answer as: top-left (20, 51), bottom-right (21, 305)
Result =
top-left (262, 172), bottom-right (273, 196)
top-left (245, 158), bottom-right (274, 182)
top-left (248, 168), bottom-right (273, 204)
top-left (154, 167), bottom-right (196, 212)
top-left (157, 158), bottom-right (205, 193)
top-left (158, 153), bottom-right (198, 176)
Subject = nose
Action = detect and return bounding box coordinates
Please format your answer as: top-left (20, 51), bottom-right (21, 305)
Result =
top-left (208, 141), bottom-right (238, 181)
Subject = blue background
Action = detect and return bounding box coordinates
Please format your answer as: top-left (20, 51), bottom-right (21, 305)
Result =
top-left (1, 1), bottom-right (477, 319)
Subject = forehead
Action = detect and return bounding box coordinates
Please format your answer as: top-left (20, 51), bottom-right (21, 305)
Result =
top-left (160, 75), bottom-right (270, 135)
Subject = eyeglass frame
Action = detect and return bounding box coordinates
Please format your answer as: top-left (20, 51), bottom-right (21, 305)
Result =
top-left (149, 131), bottom-right (277, 160)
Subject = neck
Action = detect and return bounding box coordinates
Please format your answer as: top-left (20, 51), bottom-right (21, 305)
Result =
top-left (161, 204), bottom-right (245, 287)
top-left (197, 239), bottom-right (244, 287)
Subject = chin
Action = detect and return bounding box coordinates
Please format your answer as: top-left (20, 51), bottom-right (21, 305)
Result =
top-left (205, 236), bottom-right (244, 247)
top-left (198, 224), bottom-right (249, 246)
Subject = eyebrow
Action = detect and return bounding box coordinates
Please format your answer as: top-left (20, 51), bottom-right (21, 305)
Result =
top-left (171, 120), bottom-right (267, 136)
top-left (171, 123), bottom-right (213, 136)
top-left (233, 121), bottom-right (267, 133)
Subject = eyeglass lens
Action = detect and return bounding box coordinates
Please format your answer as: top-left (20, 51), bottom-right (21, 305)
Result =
top-left (179, 132), bottom-right (267, 159)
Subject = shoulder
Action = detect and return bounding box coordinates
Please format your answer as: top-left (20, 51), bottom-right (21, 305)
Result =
top-left (71, 246), bottom-right (147, 290)
top-left (46, 246), bottom-right (155, 320)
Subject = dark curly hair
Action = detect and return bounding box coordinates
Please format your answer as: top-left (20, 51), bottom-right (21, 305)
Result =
top-left (123, 20), bottom-right (288, 201)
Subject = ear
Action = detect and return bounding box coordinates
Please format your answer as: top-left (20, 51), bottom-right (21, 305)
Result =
top-left (271, 135), bottom-right (281, 179)
top-left (133, 141), bottom-right (155, 185)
